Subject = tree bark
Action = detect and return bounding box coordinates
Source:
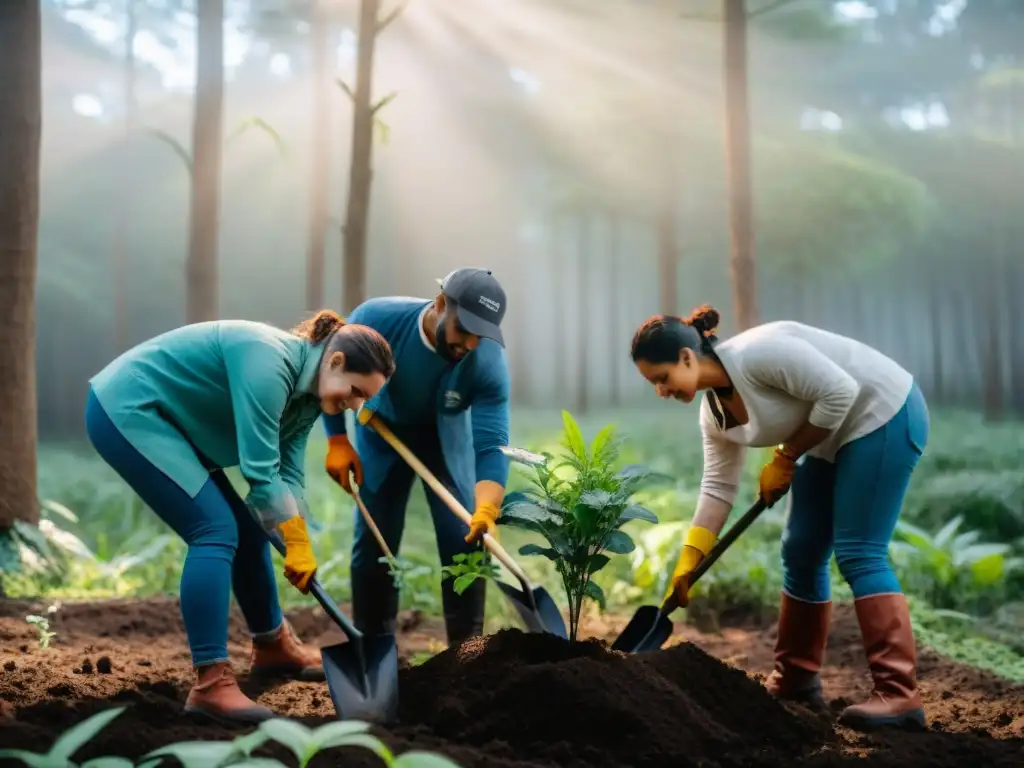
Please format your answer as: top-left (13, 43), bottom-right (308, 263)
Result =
top-left (0, 1), bottom-right (42, 531)
top-left (306, 0), bottom-right (332, 311)
top-left (576, 212), bottom-right (589, 414)
top-left (186, 0), bottom-right (224, 324)
top-left (723, 0), bottom-right (758, 331)
top-left (112, 0), bottom-right (138, 352)
top-left (342, 0), bottom-right (381, 314)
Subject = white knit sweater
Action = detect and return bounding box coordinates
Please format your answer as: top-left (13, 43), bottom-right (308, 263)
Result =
top-left (699, 320), bottom-right (914, 506)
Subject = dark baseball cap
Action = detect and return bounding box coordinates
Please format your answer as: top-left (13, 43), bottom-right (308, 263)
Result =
top-left (435, 267), bottom-right (507, 346)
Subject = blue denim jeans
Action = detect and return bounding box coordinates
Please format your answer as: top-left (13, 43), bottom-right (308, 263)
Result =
top-left (85, 388), bottom-right (283, 665)
top-left (781, 382), bottom-right (930, 603)
top-left (350, 426), bottom-right (485, 643)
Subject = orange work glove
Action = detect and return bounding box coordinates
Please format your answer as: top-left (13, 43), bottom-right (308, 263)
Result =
top-left (325, 434), bottom-right (362, 493)
top-left (668, 525), bottom-right (716, 607)
top-left (465, 502), bottom-right (501, 545)
top-left (759, 447), bottom-right (798, 506)
top-left (277, 516), bottom-right (317, 593)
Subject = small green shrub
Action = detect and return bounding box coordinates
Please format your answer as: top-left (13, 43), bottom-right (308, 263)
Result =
top-left (499, 411), bottom-right (668, 640)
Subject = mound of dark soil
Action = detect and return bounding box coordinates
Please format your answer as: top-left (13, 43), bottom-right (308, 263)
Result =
top-left (400, 628), bottom-right (834, 767)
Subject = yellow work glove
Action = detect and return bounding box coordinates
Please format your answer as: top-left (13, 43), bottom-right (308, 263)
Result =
top-left (668, 525), bottom-right (717, 607)
top-left (465, 502), bottom-right (500, 545)
top-left (759, 447), bottom-right (797, 507)
top-left (325, 434), bottom-right (362, 493)
top-left (277, 516), bottom-right (317, 594)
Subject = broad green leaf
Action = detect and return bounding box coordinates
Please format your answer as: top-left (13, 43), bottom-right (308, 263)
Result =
top-left (224, 761), bottom-right (288, 768)
top-left (499, 502), bottom-right (562, 526)
top-left (0, 751), bottom-right (47, 767)
top-left (589, 423), bottom-right (616, 459)
top-left (50, 707), bottom-right (127, 762)
top-left (393, 752), bottom-right (465, 768)
top-left (259, 719), bottom-right (313, 762)
top-left (579, 490), bottom-right (614, 510)
top-left (603, 530), bottom-right (635, 555)
top-left (968, 553), bottom-right (1007, 585)
top-left (320, 733), bottom-right (394, 761)
top-left (587, 554), bottom-right (610, 574)
top-left (584, 580), bottom-right (606, 609)
top-left (955, 543), bottom-right (1011, 568)
top-left (571, 502), bottom-right (601, 537)
top-left (231, 729), bottom-right (271, 757)
top-left (453, 573), bottom-right (482, 594)
top-left (561, 411), bottom-right (587, 461)
top-left (41, 499), bottom-right (79, 523)
top-left (616, 505), bottom-right (658, 525)
top-left (311, 721), bottom-right (375, 751)
top-left (933, 516), bottom-right (963, 549)
top-left (143, 741), bottom-right (239, 768)
top-left (519, 543), bottom-right (558, 560)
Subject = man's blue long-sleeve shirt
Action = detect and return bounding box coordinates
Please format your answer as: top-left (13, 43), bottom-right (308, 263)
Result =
top-left (323, 297), bottom-right (511, 488)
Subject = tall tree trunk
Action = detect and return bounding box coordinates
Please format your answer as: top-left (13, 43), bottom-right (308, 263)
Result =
top-left (342, 0), bottom-right (381, 313)
top-left (112, 0), bottom-right (137, 353)
top-left (576, 212), bottom-right (589, 414)
top-left (656, 198), bottom-right (678, 315)
top-left (306, 0), bottom-right (332, 311)
top-left (186, 0), bottom-right (224, 324)
top-left (0, 1), bottom-right (42, 531)
top-left (723, 0), bottom-right (757, 331)
top-left (608, 213), bottom-right (621, 407)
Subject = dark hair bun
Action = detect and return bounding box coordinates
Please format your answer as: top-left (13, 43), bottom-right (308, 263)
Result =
top-left (686, 304), bottom-right (720, 337)
top-left (292, 309), bottom-right (346, 344)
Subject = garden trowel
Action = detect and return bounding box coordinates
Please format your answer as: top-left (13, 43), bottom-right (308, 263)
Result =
top-left (265, 529), bottom-right (399, 724)
top-left (357, 407), bottom-right (568, 639)
top-left (611, 498), bottom-right (769, 654)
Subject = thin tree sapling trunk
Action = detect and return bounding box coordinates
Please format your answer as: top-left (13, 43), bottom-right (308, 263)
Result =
top-left (307, 0), bottom-right (332, 311)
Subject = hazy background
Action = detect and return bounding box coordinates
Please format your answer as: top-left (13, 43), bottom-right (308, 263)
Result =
top-left (35, 0), bottom-right (1024, 440)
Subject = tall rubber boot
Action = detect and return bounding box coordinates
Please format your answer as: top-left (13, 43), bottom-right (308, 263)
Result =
top-left (250, 620), bottom-right (326, 681)
top-left (838, 593), bottom-right (926, 731)
top-left (184, 662), bottom-right (276, 724)
top-left (764, 592), bottom-right (832, 708)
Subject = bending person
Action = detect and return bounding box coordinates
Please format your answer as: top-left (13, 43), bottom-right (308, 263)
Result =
top-left (322, 268), bottom-right (511, 647)
top-left (630, 305), bottom-right (929, 732)
top-left (85, 311), bottom-right (394, 723)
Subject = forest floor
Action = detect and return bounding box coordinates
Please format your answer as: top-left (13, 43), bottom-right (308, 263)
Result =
top-left (1, 596), bottom-right (1022, 767)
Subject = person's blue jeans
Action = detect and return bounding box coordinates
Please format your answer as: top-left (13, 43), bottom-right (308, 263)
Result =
top-left (781, 381), bottom-right (930, 603)
top-left (84, 388), bottom-right (284, 666)
top-left (350, 426), bottom-right (485, 644)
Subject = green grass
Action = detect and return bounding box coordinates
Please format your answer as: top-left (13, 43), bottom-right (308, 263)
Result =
top-left (5, 405), bottom-right (1024, 679)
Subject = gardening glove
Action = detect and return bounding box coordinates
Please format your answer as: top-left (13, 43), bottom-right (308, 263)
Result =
top-left (465, 502), bottom-right (501, 545)
top-left (325, 434), bottom-right (362, 493)
top-left (758, 446), bottom-right (798, 507)
top-left (277, 516), bottom-right (317, 594)
top-left (668, 525), bottom-right (717, 607)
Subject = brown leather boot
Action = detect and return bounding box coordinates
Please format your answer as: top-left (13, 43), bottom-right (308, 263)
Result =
top-left (838, 593), bottom-right (926, 731)
top-left (184, 662), bottom-right (276, 724)
top-left (250, 620), bottom-right (325, 681)
top-left (763, 592), bottom-right (832, 708)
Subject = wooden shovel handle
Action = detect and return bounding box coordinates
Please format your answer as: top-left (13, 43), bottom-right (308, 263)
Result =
top-left (351, 483), bottom-right (397, 564)
top-left (357, 408), bottom-right (534, 589)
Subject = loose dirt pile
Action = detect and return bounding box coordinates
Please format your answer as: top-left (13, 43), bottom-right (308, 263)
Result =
top-left (1, 597), bottom-right (1022, 767)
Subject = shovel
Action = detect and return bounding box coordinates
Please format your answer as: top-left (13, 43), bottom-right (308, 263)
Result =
top-left (266, 529), bottom-right (399, 724)
top-left (357, 407), bottom-right (568, 639)
top-left (611, 498), bottom-right (769, 653)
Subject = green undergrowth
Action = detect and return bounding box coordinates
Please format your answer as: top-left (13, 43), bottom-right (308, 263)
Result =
top-left (3, 406), bottom-right (1023, 680)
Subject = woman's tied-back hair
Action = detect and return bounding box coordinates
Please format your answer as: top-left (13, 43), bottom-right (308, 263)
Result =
top-left (630, 304), bottom-right (721, 364)
top-left (292, 309), bottom-right (396, 377)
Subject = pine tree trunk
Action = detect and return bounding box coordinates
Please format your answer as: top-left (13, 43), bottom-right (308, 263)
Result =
top-left (112, 0), bottom-right (137, 352)
top-left (186, 0), bottom-right (224, 324)
top-left (342, 0), bottom-right (381, 314)
top-left (307, 0), bottom-right (332, 311)
top-left (0, 1), bottom-right (42, 531)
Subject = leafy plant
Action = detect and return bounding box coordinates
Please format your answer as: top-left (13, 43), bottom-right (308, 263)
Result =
top-left (0, 706), bottom-right (463, 768)
top-left (26, 612), bottom-right (57, 649)
top-left (499, 411), bottom-right (667, 640)
top-left (441, 551), bottom-right (500, 595)
top-left (891, 515), bottom-right (1024, 614)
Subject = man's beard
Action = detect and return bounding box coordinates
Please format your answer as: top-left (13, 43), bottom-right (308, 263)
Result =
top-left (434, 310), bottom-right (459, 362)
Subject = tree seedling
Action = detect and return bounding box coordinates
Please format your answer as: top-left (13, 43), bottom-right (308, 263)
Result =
top-left (26, 614), bottom-right (57, 649)
top-left (498, 411), bottom-right (670, 641)
top-left (441, 552), bottom-right (500, 596)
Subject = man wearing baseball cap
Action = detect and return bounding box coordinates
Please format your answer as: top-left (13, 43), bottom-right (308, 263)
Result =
top-left (319, 268), bottom-right (511, 647)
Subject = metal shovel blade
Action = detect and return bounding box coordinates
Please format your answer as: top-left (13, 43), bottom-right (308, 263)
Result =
top-left (320, 634), bottom-right (399, 724)
top-left (610, 605), bottom-right (673, 653)
top-left (495, 581), bottom-right (568, 639)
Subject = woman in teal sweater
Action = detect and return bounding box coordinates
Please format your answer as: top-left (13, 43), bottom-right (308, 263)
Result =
top-left (85, 311), bottom-right (394, 724)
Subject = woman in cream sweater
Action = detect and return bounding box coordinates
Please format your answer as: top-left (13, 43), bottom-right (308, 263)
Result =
top-left (630, 305), bottom-right (930, 733)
